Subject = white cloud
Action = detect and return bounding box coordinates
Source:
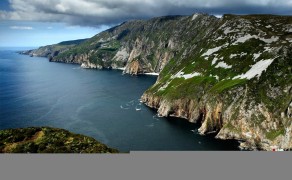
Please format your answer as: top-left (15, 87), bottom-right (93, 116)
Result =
top-left (10, 26), bottom-right (33, 30)
top-left (1, 0), bottom-right (292, 27)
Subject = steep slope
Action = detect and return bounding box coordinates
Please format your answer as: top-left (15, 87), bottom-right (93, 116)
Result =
top-left (142, 14), bottom-right (292, 150)
top-left (0, 127), bottom-right (118, 153)
top-left (23, 13), bottom-right (292, 150)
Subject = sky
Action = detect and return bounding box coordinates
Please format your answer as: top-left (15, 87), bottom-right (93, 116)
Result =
top-left (0, 0), bottom-right (292, 47)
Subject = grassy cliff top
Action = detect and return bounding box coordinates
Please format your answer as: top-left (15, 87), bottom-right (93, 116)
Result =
top-left (0, 127), bottom-right (119, 153)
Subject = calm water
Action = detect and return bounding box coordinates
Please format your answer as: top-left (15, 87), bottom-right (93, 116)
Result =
top-left (0, 49), bottom-right (239, 151)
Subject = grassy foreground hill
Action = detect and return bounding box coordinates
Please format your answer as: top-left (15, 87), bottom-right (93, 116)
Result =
top-left (0, 127), bottom-right (118, 153)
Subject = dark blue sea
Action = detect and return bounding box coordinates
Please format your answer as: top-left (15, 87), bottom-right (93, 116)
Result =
top-left (0, 48), bottom-right (239, 151)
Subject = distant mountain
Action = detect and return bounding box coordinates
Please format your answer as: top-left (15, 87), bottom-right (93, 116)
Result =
top-left (20, 38), bottom-right (88, 60)
top-left (23, 13), bottom-right (292, 150)
top-left (0, 127), bottom-right (118, 153)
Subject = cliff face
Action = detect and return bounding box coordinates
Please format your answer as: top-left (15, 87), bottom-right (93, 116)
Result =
top-left (142, 14), bottom-right (292, 150)
top-left (24, 13), bottom-right (292, 150)
top-left (27, 14), bottom-right (218, 74)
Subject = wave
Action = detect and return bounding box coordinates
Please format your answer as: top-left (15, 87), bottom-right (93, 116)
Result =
top-left (36, 94), bottom-right (68, 121)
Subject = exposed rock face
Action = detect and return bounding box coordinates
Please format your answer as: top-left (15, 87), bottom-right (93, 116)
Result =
top-left (124, 60), bottom-right (141, 75)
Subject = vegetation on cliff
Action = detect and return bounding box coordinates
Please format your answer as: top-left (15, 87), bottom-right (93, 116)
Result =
top-left (0, 127), bottom-right (118, 153)
top-left (23, 13), bottom-right (292, 150)
top-left (142, 14), bottom-right (292, 150)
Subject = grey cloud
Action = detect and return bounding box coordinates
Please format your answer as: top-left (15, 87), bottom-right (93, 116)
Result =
top-left (1, 0), bottom-right (292, 27)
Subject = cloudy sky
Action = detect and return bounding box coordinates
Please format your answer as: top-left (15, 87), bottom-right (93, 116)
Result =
top-left (0, 0), bottom-right (291, 47)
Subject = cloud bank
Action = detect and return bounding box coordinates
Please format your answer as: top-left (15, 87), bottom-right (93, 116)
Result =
top-left (1, 0), bottom-right (292, 27)
top-left (10, 26), bottom-right (33, 30)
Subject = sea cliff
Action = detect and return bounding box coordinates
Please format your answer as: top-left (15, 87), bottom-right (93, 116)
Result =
top-left (22, 13), bottom-right (292, 150)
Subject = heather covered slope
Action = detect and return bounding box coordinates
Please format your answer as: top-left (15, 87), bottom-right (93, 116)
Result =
top-left (0, 127), bottom-right (118, 153)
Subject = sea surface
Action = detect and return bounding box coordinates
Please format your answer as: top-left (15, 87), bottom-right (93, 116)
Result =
top-left (0, 48), bottom-right (239, 151)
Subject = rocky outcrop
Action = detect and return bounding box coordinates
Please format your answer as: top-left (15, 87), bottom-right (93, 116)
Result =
top-left (124, 60), bottom-right (141, 75)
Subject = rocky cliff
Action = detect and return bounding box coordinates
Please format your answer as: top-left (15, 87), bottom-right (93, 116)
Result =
top-left (24, 13), bottom-right (292, 150)
top-left (142, 14), bottom-right (292, 150)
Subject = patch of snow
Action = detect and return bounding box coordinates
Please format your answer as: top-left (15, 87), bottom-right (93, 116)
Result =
top-left (253, 53), bottom-right (261, 60)
top-left (213, 75), bottom-right (219, 80)
top-left (233, 34), bottom-right (255, 44)
top-left (216, 36), bottom-right (224, 41)
top-left (288, 38), bottom-right (292, 43)
top-left (171, 70), bottom-right (201, 79)
top-left (265, 25), bottom-right (272, 28)
top-left (202, 46), bottom-right (222, 56)
top-left (230, 54), bottom-right (237, 58)
top-left (192, 14), bottom-right (199, 21)
top-left (215, 62), bottom-right (232, 69)
top-left (233, 34), bottom-right (279, 45)
top-left (241, 52), bottom-right (247, 57)
top-left (219, 22), bottom-right (227, 30)
top-left (145, 72), bottom-right (159, 76)
top-left (224, 27), bottom-right (238, 34)
top-left (182, 72), bottom-right (201, 79)
top-left (233, 59), bottom-right (274, 80)
top-left (202, 44), bottom-right (227, 56)
top-left (262, 36), bottom-right (279, 43)
top-left (212, 57), bottom-right (219, 65)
